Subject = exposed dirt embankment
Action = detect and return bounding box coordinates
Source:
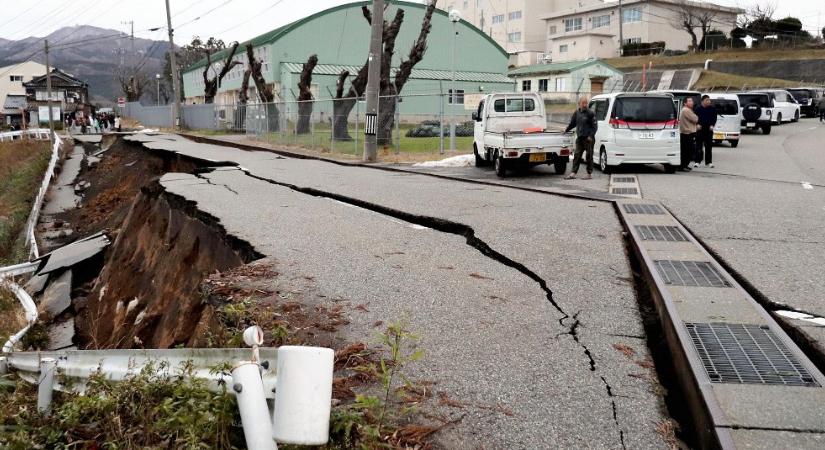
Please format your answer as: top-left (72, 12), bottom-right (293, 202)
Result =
top-left (77, 179), bottom-right (262, 349)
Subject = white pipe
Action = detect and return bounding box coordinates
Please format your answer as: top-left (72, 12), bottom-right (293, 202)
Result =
top-left (272, 346), bottom-right (334, 445)
top-left (37, 357), bottom-right (57, 413)
top-left (704, 59), bottom-right (713, 70)
top-left (1, 278), bottom-right (38, 353)
top-left (232, 361), bottom-right (276, 450)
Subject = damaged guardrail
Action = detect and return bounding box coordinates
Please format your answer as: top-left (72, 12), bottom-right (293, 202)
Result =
top-left (24, 130), bottom-right (62, 260)
top-left (0, 326), bottom-right (334, 450)
top-left (0, 276), bottom-right (39, 353)
top-left (0, 128), bottom-right (51, 142)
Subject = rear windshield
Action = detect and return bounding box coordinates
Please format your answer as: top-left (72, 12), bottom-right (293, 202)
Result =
top-left (737, 94), bottom-right (770, 108)
top-left (712, 99), bottom-right (739, 115)
top-left (788, 89), bottom-right (812, 101)
top-left (493, 97), bottom-right (536, 113)
top-left (612, 97), bottom-right (676, 122)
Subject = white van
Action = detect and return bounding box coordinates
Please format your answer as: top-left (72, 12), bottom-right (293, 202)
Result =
top-left (589, 93), bottom-right (680, 174)
top-left (704, 93), bottom-right (741, 148)
top-left (749, 90), bottom-right (800, 124)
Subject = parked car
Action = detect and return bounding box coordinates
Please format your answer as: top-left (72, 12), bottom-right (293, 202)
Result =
top-left (787, 88), bottom-right (825, 118)
top-left (749, 90), bottom-right (800, 124)
top-left (589, 92), bottom-right (680, 174)
top-left (705, 93), bottom-right (741, 147)
top-left (651, 89), bottom-right (701, 112)
top-left (735, 92), bottom-right (773, 135)
top-left (472, 92), bottom-right (572, 177)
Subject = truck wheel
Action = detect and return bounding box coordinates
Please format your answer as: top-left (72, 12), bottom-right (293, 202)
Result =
top-left (729, 139), bottom-right (739, 148)
top-left (761, 125), bottom-right (771, 135)
top-left (554, 159), bottom-right (567, 175)
top-left (494, 153), bottom-right (507, 177)
top-left (599, 148), bottom-right (612, 174)
top-left (664, 164), bottom-right (677, 174)
top-left (473, 144), bottom-right (485, 167)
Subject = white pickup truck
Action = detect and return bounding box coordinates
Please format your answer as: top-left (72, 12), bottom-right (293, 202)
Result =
top-left (472, 92), bottom-right (573, 177)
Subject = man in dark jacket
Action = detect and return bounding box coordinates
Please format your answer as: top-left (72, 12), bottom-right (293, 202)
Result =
top-left (693, 95), bottom-right (717, 168)
top-left (564, 96), bottom-right (598, 180)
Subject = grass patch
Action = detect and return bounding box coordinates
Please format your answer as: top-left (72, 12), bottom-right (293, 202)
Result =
top-left (0, 139), bottom-right (51, 265)
top-left (604, 48), bottom-right (825, 70)
top-left (693, 70), bottom-right (801, 91)
top-left (0, 286), bottom-right (26, 347)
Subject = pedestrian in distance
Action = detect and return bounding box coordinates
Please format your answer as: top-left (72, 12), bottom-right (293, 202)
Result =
top-left (818, 96), bottom-right (825, 123)
top-left (679, 97), bottom-right (698, 172)
top-left (693, 95), bottom-right (717, 168)
top-left (115, 115), bottom-right (121, 132)
top-left (564, 96), bottom-right (598, 180)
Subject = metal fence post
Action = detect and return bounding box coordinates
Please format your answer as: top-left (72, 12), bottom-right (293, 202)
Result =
top-left (232, 361), bottom-right (276, 450)
top-left (395, 95), bottom-right (400, 155)
top-left (439, 88), bottom-right (445, 155)
top-left (37, 357), bottom-right (56, 413)
top-left (355, 99), bottom-right (360, 155)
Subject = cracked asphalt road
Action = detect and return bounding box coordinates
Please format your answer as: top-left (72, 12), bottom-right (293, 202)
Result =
top-left (125, 134), bottom-right (670, 449)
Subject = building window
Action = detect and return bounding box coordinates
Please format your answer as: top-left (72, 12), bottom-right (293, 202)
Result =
top-left (623, 37), bottom-right (642, 44)
top-left (592, 14), bottom-right (610, 28)
top-left (549, 25), bottom-right (557, 35)
top-left (522, 80), bottom-right (531, 92)
top-left (509, 10), bottom-right (522, 20)
top-left (559, 44), bottom-right (569, 53)
top-left (9, 75), bottom-right (23, 82)
top-left (564, 17), bottom-right (583, 32)
top-left (463, 0), bottom-right (468, 8)
top-left (508, 32), bottom-right (522, 42)
top-left (448, 89), bottom-right (465, 104)
top-left (555, 78), bottom-right (567, 91)
top-left (622, 7), bottom-right (642, 23)
top-left (492, 14), bottom-right (504, 24)
top-left (538, 79), bottom-right (549, 92)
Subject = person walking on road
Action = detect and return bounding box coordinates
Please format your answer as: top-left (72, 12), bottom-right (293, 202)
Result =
top-left (694, 95), bottom-right (717, 168)
top-left (679, 97), bottom-right (698, 172)
top-left (818, 96), bottom-right (825, 123)
top-left (564, 96), bottom-right (598, 180)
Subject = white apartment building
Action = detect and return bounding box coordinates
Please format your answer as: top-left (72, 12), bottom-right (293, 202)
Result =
top-left (542, 0), bottom-right (742, 62)
top-left (438, 0), bottom-right (583, 66)
top-left (1, 61), bottom-right (47, 124)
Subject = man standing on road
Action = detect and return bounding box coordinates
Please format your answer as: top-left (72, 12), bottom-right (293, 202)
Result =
top-left (818, 96), bottom-right (825, 123)
top-left (564, 96), bottom-right (598, 180)
top-left (679, 97), bottom-right (698, 172)
top-left (693, 95), bottom-right (717, 168)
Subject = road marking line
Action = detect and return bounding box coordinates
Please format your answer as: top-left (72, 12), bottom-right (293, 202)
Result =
top-left (801, 181), bottom-right (813, 190)
top-left (807, 127), bottom-right (818, 131)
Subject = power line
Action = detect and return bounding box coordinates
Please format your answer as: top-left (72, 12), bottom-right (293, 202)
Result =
top-left (213, 0), bottom-right (285, 36)
top-left (176, 0), bottom-right (238, 30)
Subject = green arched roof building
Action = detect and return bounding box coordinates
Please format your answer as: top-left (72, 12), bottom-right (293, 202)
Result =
top-left (181, 1), bottom-right (514, 113)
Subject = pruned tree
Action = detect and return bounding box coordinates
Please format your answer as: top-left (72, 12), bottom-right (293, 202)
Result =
top-left (296, 54), bottom-right (318, 134)
top-left (246, 43), bottom-right (280, 131)
top-left (115, 67), bottom-right (149, 102)
top-left (332, 0), bottom-right (437, 144)
top-left (165, 36), bottom-right (226, 102)
top-left (235, 66), bottom-right (252, 129)
top-left (671, 0), bottom-right (718, 52)
top-left (202, 41), bottom-right (241, 103)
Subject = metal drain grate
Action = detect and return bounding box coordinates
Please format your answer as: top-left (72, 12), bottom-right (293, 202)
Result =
top-left (611, 187), bottom-right (639, 195)
top-left (613, 176), bottom-right (637, 183)
top-left (636, 225), bottom-right (688, 242)
top-left (623, 203), bottom-right (664, 214)
top-left (654, 260), bottom-right (731, 287)
top-left (686, 323), bottom-right (819, 386)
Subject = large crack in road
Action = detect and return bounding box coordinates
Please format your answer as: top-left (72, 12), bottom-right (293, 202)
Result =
top-left (230, 167), bottom-right (629, 449)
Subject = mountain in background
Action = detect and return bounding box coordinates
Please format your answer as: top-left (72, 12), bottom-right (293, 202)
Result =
top-left (0, 25), bottom-right (171, 104)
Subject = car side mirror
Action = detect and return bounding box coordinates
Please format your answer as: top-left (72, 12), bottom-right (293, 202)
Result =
top-left (472, 112), bottom-right (480, 121)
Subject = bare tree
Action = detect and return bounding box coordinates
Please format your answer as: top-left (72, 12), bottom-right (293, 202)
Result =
top-left (671, 1), bottom-right (718, 52)
top-left (115, 67), bottom-right (149, 102)
top-left (202, 42), bottom-right (242, 103)
top-left (331, 0), bottom-right (437, 143)
top-left (296, 54), bottom-right (318, 135)
top-left (246, 43), bottom-right (280, 131)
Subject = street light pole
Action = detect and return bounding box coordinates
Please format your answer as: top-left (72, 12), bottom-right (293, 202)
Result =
top-left (449, 10), bottom-right (460, 151)
top-left (165, 0), bottom-right (182, 128)
top-left (156, 74), bottom-right (161, 106)
top-left (363, 0), bottom-right (384, 162)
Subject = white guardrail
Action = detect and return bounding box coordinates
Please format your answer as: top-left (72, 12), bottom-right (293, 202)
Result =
top-left (0, 327), bottom-right (334, 450)
top-left (24, 130), bottom-right (62, 260)
top-left (0, 128), bottom-right (51, 142)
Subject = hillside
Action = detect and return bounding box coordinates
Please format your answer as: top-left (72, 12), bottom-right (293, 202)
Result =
top-left (604, 48), bottom-right (825, 71)
top-left (0, 25), bottom-right (171, 104)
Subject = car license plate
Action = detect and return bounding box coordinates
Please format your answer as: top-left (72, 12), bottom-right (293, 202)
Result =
top-left (529, 153), bottom-right (546, 162)
top-left (639, 132), bottom-right (655, 139)
top-left (746, 122), bottom-right (755, 127)
top-left (713, 133), bottom-right (724, 140)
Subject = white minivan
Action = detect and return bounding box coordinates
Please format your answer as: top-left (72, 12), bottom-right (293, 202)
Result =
top-left (705, 93), bottom-right (741, 148)
top-left (749, 89), bottom-right (800, 124)
top-left (589, 92), bottom-right (680, 174)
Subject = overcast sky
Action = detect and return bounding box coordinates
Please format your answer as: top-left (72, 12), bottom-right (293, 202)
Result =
top-left (0, 0), bottom-right (822, 44)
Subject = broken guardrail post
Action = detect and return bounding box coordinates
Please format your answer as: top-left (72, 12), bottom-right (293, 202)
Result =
top-left (0, 356), bottom-right (7, 375)
top-left (232, 361), bottom-right (276, 450)
top-left (272, 346), bottom-right (334, 445)
top-left (37, 357), bottom-right (57, 413)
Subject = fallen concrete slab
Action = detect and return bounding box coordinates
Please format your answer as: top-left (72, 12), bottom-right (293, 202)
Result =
top-left (38, 270), bottom-right (72, 318)
top-left (46, 316), bottom-right (75, 350)
top-left (34, 232), bottom-right (110, 276)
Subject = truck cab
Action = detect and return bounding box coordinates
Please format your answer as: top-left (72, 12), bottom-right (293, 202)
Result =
top-left (472, 92), bottom-right (572, 177)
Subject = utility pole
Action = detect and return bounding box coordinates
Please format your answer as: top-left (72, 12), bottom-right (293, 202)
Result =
top-left (363, 0), bottom-right (384, 162)
top-left (44, 40), bottom-right (55, 146)
top-left (165, 0), bottom-right (182, 129)
top-left (618, 0), bottom-right (624, 56)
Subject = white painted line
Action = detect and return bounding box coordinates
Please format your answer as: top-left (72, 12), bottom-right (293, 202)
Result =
top-left (807, 127), bottom-right (818, 131)
top-left (801, 182), bottom-right (813, 190)
top-left (776, 310), bottom-right (812, 320)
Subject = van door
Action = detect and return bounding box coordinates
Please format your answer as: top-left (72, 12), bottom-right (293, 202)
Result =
top-left (609, 96), bottom-right (678, 157)
top-left (589, 98), bottom-right (609, 148)
top-left (712, 98), bottom-right (740, 137)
